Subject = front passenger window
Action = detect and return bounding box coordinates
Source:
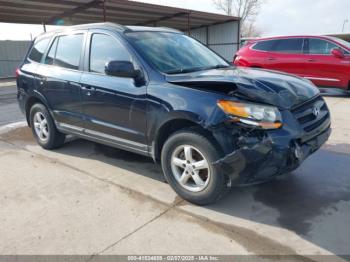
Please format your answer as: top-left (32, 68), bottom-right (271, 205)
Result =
top-left (90, 34), bottom-right (131, 74)
top-left (308, 38), bottom-right (338, 55)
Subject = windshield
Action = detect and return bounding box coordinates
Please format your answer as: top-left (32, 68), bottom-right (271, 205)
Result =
top-left (126, 31), bottom-right (230, 74)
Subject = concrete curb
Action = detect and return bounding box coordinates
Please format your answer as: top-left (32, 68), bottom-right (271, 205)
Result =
top-left (0, 81), bottom-right (16, 88)
top-left (0, 121), bottom-right (27, 135)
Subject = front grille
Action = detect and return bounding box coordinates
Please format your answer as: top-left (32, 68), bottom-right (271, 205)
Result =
top-left (292, 96), bottom-right (330, 133)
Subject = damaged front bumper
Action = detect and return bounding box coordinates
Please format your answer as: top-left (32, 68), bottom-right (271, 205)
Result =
top-left (212, 114), bottom-right (331, 185)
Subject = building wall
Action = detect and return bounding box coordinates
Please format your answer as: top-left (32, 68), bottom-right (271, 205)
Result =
top-left (0, 41), bottom-right (31, 78)
top-left (189, 20), bottom-right (240, 62)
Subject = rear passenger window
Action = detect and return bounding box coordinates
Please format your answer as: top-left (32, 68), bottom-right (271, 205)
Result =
top-left (28, 38), bottom-right (51, 63)
top-left (252, 40), bottom-right (277, 51)
top-left (54, 34), bottom-right (83, 70)
top-left (274, 38), bottom-right (303, 53)
top-left (90, 34), bottom-right (131, 74)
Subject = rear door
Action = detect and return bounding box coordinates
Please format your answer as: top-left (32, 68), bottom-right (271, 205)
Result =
top-left (18, 37), bottom-right (52, 107)
top-left (36, 31), bottom-right (86, 130)
top-left (261, 38), bottom-right (305, 76)
top-left (302, 37), bottom-right (349, 88)
top-left (80, 29), bottom-right (148, 153)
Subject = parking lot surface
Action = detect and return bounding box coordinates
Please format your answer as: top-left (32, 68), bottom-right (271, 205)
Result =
top-left (0, 79), bottom-right (24, 125)
top-left (0, 82), bottom-right (349, 259)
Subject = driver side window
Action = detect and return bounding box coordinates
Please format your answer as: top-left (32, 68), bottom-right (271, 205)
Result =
top-left (89, 34), bottom-right (131, 74)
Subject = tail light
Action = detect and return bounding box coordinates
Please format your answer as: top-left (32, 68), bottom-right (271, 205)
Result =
top-left (15, 68), bottom-right (20, 78)
top-left (233, 55), bottom-right (237, 62)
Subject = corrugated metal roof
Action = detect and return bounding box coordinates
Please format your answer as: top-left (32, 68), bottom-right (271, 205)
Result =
top-left (0, 0), bottom-right (239, 31)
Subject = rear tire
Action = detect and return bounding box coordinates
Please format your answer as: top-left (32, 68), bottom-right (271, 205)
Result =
top-left (161, 129), bottom-right (228, 205)
top-left (29, 103), bottom-right (66, 149)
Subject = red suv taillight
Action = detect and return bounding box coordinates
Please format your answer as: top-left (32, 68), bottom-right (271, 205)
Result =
top-left (233, 55), bottom-right (237, 63)
top-left (15, 68), bottom-right (20, 78)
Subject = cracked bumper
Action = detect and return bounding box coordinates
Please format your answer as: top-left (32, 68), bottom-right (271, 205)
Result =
top-left (213, 125), bottom-right (331, 185)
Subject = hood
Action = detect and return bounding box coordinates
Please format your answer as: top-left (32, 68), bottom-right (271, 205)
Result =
top-left (166, 67), bottom-right (320, 109)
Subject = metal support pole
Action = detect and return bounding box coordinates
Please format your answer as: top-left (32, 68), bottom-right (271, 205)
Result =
top-left (206, 26), bottom-right (209, 46)
top-left (42, 22), bottom-right (46, 32)
top-left (342, 19), bottom-right (349, 32)
top-left (102, 0), bottom-right (106, 22)
top-left (187, 11), bottom-right (191, 36)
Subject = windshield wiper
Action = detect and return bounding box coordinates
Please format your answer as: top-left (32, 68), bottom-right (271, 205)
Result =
top-left (165, 64), bottom-right (231, 75)
top-left (165, 66), bottom-right (207, 74)
top-left (205, 64), bottom-right (231, 70)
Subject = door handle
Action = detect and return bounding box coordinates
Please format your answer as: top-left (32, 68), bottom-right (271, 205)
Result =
top-left (81, 85), bottom-right (94, 90)
top-left (267, 57), bottom-right (276, 61)
top-left (307, 58), bottom-right (316, 62)
top-left (81, 85), bottom-right (95, 96)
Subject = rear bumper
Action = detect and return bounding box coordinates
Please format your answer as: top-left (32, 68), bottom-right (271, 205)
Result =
top-left (17, 87), bottom-right (27, 115)
top-left (213, 124), bottom-right (331, 185)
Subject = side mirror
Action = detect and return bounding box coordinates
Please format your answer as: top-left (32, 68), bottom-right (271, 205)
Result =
top-left (105, 60), bottom-right (142, 79)
top-left (331, 48), bottom-right (345, 59)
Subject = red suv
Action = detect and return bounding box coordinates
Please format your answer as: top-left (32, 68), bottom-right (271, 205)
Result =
top-left (234, 36), bottom-right (350, 90)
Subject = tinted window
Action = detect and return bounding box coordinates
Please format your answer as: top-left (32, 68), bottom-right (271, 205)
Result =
top-left (55, 34), bottom-right (83, 70)
top-left (308, 38), bottom-right (338, 54)
top-left (252, 40), bottom-right (277, 51)
top-left (90, 34), bottom-right (131, 74)
top-left (28, 38), bottom-right (51, 63)
top-left (44, 37), bottom-right (58, 65)
top-left (274, 38), bottom-right (303, 53)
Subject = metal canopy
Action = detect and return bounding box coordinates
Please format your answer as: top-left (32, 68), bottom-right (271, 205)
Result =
top-left (0, 0), bottom-right (239, 31)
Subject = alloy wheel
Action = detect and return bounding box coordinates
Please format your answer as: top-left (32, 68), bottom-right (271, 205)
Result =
top-left (33, 112), bottom-right (49, 142)
top-left (170, 145), bottom-right (211, 192)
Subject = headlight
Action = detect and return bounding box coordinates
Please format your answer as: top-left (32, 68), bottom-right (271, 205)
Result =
top-left (217, 100), bottom-right (282, 129)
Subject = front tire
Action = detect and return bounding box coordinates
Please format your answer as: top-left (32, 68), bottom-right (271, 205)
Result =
top-left (29, 103), bottom-right (66, 149)
top-left (161, 129), bottom-right (228, 205)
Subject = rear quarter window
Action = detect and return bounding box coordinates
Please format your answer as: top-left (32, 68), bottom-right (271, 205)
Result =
top-left (252, 40), bottom-right (277, 51)
top-left (28, 37), bottom-right (51, 63)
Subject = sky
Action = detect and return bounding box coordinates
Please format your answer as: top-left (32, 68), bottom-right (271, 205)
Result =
top-left (0, 0), bottom-right (349, 40)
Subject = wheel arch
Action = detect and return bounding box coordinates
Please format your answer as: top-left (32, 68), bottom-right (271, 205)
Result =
top-left (153, 118), bottom-right (223, 163)
top-left (25, 94), bottom-right (48, 126)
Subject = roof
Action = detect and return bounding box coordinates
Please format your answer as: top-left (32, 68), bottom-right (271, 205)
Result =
top-left (35, 22), bottom-right (182, 40)
top-left (0, 0), bottom-right (239, 31)
top-left (249, 35), bottom-right (345, 42)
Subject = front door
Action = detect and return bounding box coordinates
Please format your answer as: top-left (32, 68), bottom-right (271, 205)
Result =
top-left (302, 38), bottom-right (350, 88)
top-left (80, 30), bottom-right (148, 153)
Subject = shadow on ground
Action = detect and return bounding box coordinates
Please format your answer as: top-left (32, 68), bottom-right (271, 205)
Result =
top-left (2, 126), bottom-right (350, 256)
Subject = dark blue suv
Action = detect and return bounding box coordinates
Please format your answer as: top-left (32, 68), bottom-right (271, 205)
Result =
top-left (17, 23), bottom-right (331, 205)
